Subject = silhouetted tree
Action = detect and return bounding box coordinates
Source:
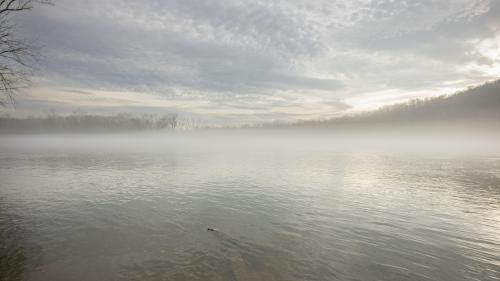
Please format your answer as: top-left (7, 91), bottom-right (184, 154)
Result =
top-left (157, 113), bottom-right (178, 130)
top-left (0, 0), bottom-right (50, 106)
top-left (0, 111), bottom-right (181, 133)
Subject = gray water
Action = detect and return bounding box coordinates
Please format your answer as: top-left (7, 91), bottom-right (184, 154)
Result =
top-left (1, 133), bottom-right (500, 281)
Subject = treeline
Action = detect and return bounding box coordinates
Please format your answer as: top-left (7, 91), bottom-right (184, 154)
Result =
top-left (354, 79), bottom-right (500, 123)
top-left (272, 79), bottom-right (500, 129)
top-left (2, 80), bottom-right (499, 133)
top-left (0, 112), bottom-right (182, 133)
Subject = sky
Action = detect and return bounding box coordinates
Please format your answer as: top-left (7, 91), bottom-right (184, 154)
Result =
top-left (6, 0), bottom-right (500, 124)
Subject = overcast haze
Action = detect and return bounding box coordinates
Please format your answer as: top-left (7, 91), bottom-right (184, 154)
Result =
top-left (8, 0), bottom-right (500, 124)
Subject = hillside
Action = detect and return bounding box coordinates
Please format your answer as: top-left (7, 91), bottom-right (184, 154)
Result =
top-left (292, 80), bottom-right (500, 128)
top-left (363, 80), bottom-right (500, 122)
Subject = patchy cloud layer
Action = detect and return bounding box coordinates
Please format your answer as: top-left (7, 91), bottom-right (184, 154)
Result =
top-left (9, 0), bottom-right (500, 124)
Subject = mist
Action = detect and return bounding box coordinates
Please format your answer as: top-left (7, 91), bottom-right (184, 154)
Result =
top-left (1, 127), bottom-right (498, 157)
top-left (2, 80), bottom-right (500, 157)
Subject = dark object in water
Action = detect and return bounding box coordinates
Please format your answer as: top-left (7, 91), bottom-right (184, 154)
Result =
top-left (206, 227), bottom-right (276, 280)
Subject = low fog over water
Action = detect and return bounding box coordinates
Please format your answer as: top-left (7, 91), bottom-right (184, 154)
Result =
top-left (1, 128), bottom-right (499, 155)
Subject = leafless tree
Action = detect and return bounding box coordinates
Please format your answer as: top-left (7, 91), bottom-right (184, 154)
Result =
top-left (157, 113), bottom-right (179, 130)
top-left (0, 0), bottom-right (49, 106)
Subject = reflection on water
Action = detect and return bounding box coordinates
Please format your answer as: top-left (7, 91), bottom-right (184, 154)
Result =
top-left (0, 135), bottom-right (499, 281)
top-left (0, 202), bottom-right (27, 281)
top-left (0, 199), bottom-right (41, 281)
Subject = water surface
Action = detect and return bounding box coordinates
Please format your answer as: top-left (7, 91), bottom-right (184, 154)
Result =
top-left (1, 133), bottom-right (499, 281)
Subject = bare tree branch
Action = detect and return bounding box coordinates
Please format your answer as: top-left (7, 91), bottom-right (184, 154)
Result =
top-left (0, 0), bottom-right (49, 106)
top-left (0, 0), bottom-right (33, 15)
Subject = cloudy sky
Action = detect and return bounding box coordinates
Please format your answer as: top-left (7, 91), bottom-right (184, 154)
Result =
top-left (8, 0), bottom-right (500, 124)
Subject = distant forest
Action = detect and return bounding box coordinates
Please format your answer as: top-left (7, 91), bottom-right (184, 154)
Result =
top-left (1, 80), bottom-right (499, 133)
top-left (0, 112), bottom-right (181, 133)
top-left (278, 79), bottom-right (500, 129)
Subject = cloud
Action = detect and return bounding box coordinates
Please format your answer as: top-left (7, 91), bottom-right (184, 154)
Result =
top-left (9, 0), bottom-right (500, 124)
